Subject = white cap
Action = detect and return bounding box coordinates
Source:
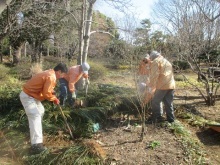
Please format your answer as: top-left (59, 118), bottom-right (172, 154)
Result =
top-left (81, 62), bottom-right (90, 74)
top-left (144, 54), bottom-right (150, 59)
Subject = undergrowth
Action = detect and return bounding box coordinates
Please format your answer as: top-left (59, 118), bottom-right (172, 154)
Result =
top-left (167, 121), bottom-right (207, 164)
top-left (0, 60), bottom-right (218, 165)
top-left (169, 104), bottom-right (220, 164)
top-left (0, 62), bottom-right (134, 164)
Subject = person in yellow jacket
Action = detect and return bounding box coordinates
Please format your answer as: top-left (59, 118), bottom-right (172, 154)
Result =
top-left (19, 63), bottom-right (68, 154)
top-left (145, 51), bottom-right (176, 123)
top-left (59, 62), bottom-right (90, 107)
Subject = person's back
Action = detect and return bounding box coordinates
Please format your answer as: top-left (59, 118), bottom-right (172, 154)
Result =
top-left (149, 55), bottom-right (175, 90)
top-left (23, 69), bottom-right (56, 101)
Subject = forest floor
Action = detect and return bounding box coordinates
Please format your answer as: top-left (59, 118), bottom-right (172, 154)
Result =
top-left (0, 69), bottom-right (220, 165)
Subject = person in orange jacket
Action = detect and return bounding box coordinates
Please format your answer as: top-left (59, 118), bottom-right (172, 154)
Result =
top-left (138, 54), bottom-right (163, 115)
top-left (138, 54), bottom-right (151, 76)
top-left (137, 54), bottom-right (151, 98)
top-left (19, 63), bottom-right (68, 154)
top-left (145, 51), bottom-right (176, 123)
top-left (59, 62), bottom-right (90, 107)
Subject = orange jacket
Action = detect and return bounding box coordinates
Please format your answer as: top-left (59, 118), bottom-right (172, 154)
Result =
top-left (63, 65), bottom-right (88, 93)
top-left (23, 69), bottom-right (57, 101)
top-left (138, 60), bottom-right (151, 76)
top-left (149, 55), bottom-right (175, 90)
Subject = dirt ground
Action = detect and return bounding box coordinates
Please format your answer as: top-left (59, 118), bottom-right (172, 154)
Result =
top-left (90, 71), bottom-right (220, 165)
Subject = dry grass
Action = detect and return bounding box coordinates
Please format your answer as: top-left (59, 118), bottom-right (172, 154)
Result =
top-left (30, 63), bottom-right (43, 77)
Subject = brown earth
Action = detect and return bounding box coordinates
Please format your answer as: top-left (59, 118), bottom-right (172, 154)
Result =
top-left (90, 70), bottom-right (220, 165)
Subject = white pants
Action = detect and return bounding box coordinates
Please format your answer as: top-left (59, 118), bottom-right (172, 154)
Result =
top-left (19, 91), bottom-right (45, 145)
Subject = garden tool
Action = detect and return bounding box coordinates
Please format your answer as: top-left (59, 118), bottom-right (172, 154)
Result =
top-left (58, 104), bottom-right (74, 139)
top-left (85, 78), bottom-right (90, 97)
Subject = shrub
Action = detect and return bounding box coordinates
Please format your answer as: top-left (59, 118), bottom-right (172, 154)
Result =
top-left (117, 64), bottom-right (131, 70)
top-left (42, 56), bottom-right (70, 70)
top-left (88, 61), bottom-right (108, 81)
top-left (0, 85), bottom-right (22, 115)
top-left (9, 58), bottom-right (32, 80)
top-left (0, 64), bottom-right (10, 79)
top-left (173, 60), bottom-right (190, 70)
top-left (174, 75), bottom-right (185, 81)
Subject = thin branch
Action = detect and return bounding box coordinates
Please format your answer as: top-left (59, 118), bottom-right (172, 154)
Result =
top-left (182, 74), bottom-right (207, 102)
top-left (193, 0), bottom-right (220, 22)
top-left (90, 30), bottom-right (114, 37)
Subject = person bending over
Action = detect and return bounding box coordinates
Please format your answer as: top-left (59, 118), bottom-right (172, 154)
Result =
top-left (19, 63), bottom-right (68, 154)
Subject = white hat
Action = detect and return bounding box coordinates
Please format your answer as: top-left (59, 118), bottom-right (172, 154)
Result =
top-left (143, 54), bottom-right (150, 59)
top-left (150, 51), bottom-right (160, 60)
top-left (81, 62), bottom-right (90, 74)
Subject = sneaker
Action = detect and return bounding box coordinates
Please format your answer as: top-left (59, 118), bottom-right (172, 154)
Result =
top-left (30, 143), bottom-right (47, 154)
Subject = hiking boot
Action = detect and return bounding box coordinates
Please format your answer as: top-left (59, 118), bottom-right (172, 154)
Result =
top-left (145, 115), bottom-right (155, 124)
top-left (167, 119), bottom-right (175, 123)
top-left (155, 116), bottom-right (166, 123)
top-left (30, 143), bottom-right (47, 154)
top-left (146, 116), bottom-right (165, 124)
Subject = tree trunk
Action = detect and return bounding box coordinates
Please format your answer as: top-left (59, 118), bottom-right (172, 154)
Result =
top-left (47, 46), bottom-right (50, 56)
top-left (0, 0), bottom-right (12, 15)
top-left (31, 45), bottom-right (41, 63)
top-left (78, 0), bottom-right (86, 65)
top-left (0, 43), bottom-right (2, 63)
top-left (81, 0), bottom-right (95, 63)
top-left (65, 0), bottom-right (71, 12)
top-left (23, 42), bottom-right (27, 57)
top-left (139, 111), bottom-right (146, 142)
top-left (12, 45), bottom-right (22, 64)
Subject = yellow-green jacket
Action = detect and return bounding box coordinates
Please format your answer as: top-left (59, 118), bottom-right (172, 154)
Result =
top-left (149, 55), bottom-right (175, 90)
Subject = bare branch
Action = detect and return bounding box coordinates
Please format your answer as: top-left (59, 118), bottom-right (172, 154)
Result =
top-left (90, 30), bottom-right (114, 37)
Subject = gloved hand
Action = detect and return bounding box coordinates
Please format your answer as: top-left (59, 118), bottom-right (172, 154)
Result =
top-left (85, 78), bottom-right (90, 85)
top-left (53, 98), bottom-right (60, 105)
top-left (138, 82), bottom-right (146, 91)
top-left (148, 87), bottom-right (156, 94)
top-left (72, 92), bottom-right (76, 99)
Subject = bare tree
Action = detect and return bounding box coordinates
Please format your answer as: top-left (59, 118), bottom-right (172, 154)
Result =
top-left (193, 0), bottom-right (220, 22)
top-left (152, 0), bottom-right (220, 105)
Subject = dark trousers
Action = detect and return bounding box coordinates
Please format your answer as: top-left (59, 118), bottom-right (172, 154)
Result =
top-left (59, 78), bottom-right (74, 106)
top-left (151, 89), bottom-right (175, 122)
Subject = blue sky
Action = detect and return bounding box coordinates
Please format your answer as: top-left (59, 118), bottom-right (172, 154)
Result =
top-left (94, 0), bottom-right (158, 21)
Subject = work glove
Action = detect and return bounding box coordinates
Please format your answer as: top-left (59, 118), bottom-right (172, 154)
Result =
top-left (72, 92), bottom-right (76, 99)
top-left (85, 78), bottom-right (90, 85)
top-left (53, 98), bottom-right (60, 105)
